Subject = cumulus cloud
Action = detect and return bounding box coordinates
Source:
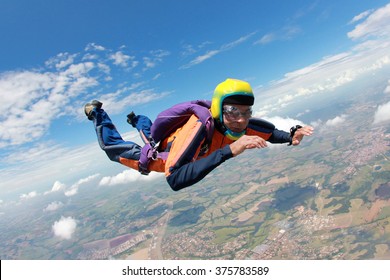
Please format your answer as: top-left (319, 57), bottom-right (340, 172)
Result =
top-left (64, 173), bottom-right (100, 197)
top-left (51, 181), bottom-right (67, 192)
top-left (310, 119), bottom-right (323, 129)
top-left (373, 102), bottom-right (390, 124)
top-left (52, 216), bottom-right (77, 240)
top-left (20, 191), bottom-right (38, 200)
top-left (45, 52), bottom-right (77, 70)
top-left (84, 42), bottom-right (105, 51)
top-left (99, 169), bottom-right (163, 187)
top-left (44, 180), bottom-right (67, 195)
top-left (0, 139), bottom-right (112, 197)
top-left (109, 51), bottom-right (134, 67)
top-left (0, 42), bottom-right (174, 149)
top-left (325, 114), bottom-right (347, 127)
top-left (64, 188), bottom-right (78, 197)
top-left (44, 201), bottom-right (64, 212)
top-left (99, 169), bottom-right (138, 186)
top-left (77, 173), bottom-right (100, 185)
top-left (0, 61), bottom-right (98, 147)
top-left (260, 116), bottom-right (305, 132)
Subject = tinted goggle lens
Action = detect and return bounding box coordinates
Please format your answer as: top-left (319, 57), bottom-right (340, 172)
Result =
top-left (223, 105), bottom-right (252, 120)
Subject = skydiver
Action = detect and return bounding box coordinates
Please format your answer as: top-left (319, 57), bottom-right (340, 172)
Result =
top-left (84, 78), bottom-right (314, 191)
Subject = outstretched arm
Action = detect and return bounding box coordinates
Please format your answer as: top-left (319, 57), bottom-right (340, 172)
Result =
top-left (248, 118), bottom-right (313, 145)
top-left (167, 134), bottom-right (271, 190)
top-left (166, 145), bottom-right (233, 191)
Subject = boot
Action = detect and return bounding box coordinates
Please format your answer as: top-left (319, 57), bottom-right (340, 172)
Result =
top-left (84, 100), bottom-right (103, 120)
top-left (127, 111), bottom-right (136, 127)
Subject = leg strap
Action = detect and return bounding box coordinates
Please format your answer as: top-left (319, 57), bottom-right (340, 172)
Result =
top-left (138, 142), bottom-right (169, 175)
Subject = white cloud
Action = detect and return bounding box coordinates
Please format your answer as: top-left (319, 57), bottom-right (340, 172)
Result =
top-left (64, 173), bottom-right (100, 197)
top-left (0, 61), bottom-right (99, 147)
top-left (109, 51), bottom-right (134, 67)
top-left (99, 169), bottom-right (139, 186)
top-left (97, 62), bottom-right (111, 75)
top-left (296, 109), bottom-right (311, 118)
top-left (254, 25), bottom-right (301, 45)
top-left (44, 201), bottom-right (64, 212)
top-left (3, 3), bottom-right (390, 199)
top-left (254, 48), bottom-right (390, 116)
top-left (77, 173), bottom-right (100, 185)
top-left (153, 73), bottom-right (162, 80)
top-left (180, 41), bottom-right (212, 57)
top-left (99, 169), bottom-right (163, 187)
top-left (99, 88), bottom-right (171, 114)
top-left (182, 50), bottom-right (220, 69)
top-left (0, 139), bottom-right (116, 196)
top-left (223, 32), bottom-right (257, 49)
top-left (0, 43), bottom-right (169, 149)
top-left (310, 119), bottom-right (323, 129)
top-left (181, 32), bottom-right (256, 69)
top-left (84, 43), bottom-right (105, 51)
top-left (260, 116), bottom-right (305, 132)
top-left (348, 3), bottom-right (390, 40)
top-left (373, 101), bottom-right (390, 124)
top-left (44, 181), bottom-right (67, 195)
top-left (384, 79), bottom-right (390, 94)
top-left (52, 216), bottom-right (77, 240)
top-left (180, 43), bottom-right (197, 56)
top-left (325, 114), bottom-right (347, 127)
top-left (253, 3), bottom-right (390, 117)
top-left (20, 191), bottom-right (38, 200)
top-left (256, 33), bottom-right (276, 45)
top-left (45, 52), bottom-right (77, 70)
top-left (52, 181), bottom-right (67, 192)
top-left (349, 9), bottom-right (374, 24)
top-left (252, 116), bottom-right (306, 149)
top-left (143, 50), bottom-right (170, 70)
top-left (64, 188), bottom-right (78, 197)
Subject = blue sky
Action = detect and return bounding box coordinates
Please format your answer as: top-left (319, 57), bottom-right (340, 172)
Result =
top-left (1, 0), bottom-right (390, 201)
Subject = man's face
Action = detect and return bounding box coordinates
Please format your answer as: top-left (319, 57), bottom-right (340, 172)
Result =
top-left (222, 104), bottom-right (252, 133)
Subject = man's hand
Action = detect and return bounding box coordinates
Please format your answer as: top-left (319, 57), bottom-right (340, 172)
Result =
top-left (229, 135), bottom-right (268, 157)
top-left (291, 126), bottom-right (314, 146)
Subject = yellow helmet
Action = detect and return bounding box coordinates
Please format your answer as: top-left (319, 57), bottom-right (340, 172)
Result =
top-left (211, 78), bottom-right (254, 140)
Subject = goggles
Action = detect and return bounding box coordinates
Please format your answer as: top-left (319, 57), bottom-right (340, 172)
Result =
top-left (223, 105), bottom-right (252, 120)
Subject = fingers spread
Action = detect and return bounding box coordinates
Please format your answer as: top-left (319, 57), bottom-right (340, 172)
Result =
top-left (248, 136), bottom-right (267, 149)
